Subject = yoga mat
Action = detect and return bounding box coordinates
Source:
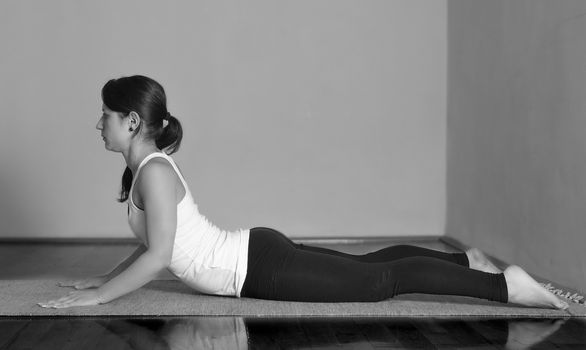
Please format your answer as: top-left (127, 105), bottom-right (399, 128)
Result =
top-left (1, 279), bottom-right (583, 317)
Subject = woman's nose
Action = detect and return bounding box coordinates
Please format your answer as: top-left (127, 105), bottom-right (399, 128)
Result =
top-left (96, 117), bottom-right (103, 130)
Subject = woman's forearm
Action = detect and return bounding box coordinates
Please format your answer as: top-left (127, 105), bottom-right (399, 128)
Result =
top-left (97, 251), bottom-right (166, 303)
top-left (105, 244), bottom-right (148, 281)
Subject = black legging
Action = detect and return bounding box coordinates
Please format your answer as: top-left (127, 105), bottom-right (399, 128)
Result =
top-left (241, 227), bottom-right (508, 303)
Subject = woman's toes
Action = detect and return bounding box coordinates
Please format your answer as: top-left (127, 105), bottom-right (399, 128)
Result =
top-left (504, 265), bottom-right (569, 310)
top-left (555, 300), bottom-right (569, 310)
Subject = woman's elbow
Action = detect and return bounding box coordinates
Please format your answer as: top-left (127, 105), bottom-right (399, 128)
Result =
top-left (156, 255), bottom-right (172, 270)
top-left (145, 251), bottom-right (172, 270)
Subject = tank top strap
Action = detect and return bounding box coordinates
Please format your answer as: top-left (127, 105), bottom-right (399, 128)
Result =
top-left (153, 152), bottom-right (190, 191)
top-left (131, 152), bottom-right (167, 190)
top-left (129, 152), bottom-right (190, 204)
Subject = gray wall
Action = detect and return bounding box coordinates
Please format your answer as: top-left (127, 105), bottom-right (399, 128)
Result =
top-left (0, 1), bottom-right (446, 238)
top-left (447, 0), bottom-right (586, 292)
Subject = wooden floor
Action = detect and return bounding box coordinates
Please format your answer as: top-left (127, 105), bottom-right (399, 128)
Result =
top-left (1, 238), bottom-right (585, 349)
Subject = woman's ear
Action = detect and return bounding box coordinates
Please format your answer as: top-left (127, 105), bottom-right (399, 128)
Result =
top-left (128, 111), bottom-right (141, 129)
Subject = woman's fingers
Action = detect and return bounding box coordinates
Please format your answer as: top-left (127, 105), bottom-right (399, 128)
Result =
top-left (58, 280), bottom-right (84, 288)
top-left (38, 290), bottom-right (101, 309)
top-left (39, 299), bottom-right (75, 308)
top-left (39, 292), bottom-right (80, 308)
top-left (49, 298), bottom-right (90, 308)
top-left (57, 280), bottom-right (76, 287)
top-left (58, 280), bottom-right (91, 289)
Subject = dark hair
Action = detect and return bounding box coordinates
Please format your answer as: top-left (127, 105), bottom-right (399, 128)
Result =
top-left (101, 75), bottom-right (183, 203)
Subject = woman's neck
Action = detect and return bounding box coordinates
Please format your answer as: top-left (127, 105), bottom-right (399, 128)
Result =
top-left (124, 142), bottom-right (162, 176)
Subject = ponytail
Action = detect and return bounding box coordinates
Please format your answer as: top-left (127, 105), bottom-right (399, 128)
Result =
top-left (156, 114), bottom-right (183, 155)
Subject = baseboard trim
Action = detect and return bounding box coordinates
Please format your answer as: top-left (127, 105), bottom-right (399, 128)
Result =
top-left (0, 235), bottom-right (445, 245)
top-left (294, 235), bottom-right (444, 245)
top-left (0, 237), bottom-right (140, 245)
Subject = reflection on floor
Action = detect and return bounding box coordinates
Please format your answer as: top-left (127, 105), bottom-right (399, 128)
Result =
top-left (0, 238), bottom-right (585, 349)
top-left (1, 316), bottom-right (586, 349)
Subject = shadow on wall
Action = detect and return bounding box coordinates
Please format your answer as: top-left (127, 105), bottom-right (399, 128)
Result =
top-left (0, 164), bottom-right (34, 238)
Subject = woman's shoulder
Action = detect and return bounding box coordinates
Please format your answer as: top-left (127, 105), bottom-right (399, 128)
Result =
top-left (134, 157), bottom-right (177, 194)
top-left (137, 157), bottom-right (176, 185)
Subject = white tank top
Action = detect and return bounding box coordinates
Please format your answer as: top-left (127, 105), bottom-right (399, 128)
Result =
top-left (127, 152), bottom-right (250, 297)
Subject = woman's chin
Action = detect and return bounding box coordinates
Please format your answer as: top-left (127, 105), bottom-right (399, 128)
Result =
top-left (102, 138), bottom-right (112, 149)
top-left (103, 144), bottom-right (121, 153)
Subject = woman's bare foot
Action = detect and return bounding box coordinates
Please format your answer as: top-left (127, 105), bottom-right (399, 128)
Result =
top-left (504, 265), bottom-right (569, 310)
top-left (466, 248), bottom-right (502, 273)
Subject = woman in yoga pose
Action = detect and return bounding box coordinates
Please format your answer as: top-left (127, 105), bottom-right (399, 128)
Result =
top-left (39, 75), bottom-right (568, 310)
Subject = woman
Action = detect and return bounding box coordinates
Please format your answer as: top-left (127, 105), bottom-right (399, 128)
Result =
top-left (39, 75), bottom-right (568, 310)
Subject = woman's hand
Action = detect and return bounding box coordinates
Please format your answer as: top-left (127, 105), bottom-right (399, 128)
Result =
top-left (57, 275), bottom-right (108, 290)
top-left (38, 290), bottom-right (103, 309)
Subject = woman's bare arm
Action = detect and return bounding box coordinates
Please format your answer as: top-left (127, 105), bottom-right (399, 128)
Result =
top-left (57, 244), bottom-right (147, 290)
top-left (105, 244), bottom-right (148, 281)
top-left (39, 160), bottom-right (178, 308)
top-left (97, 160), bottom-right (178, 303)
